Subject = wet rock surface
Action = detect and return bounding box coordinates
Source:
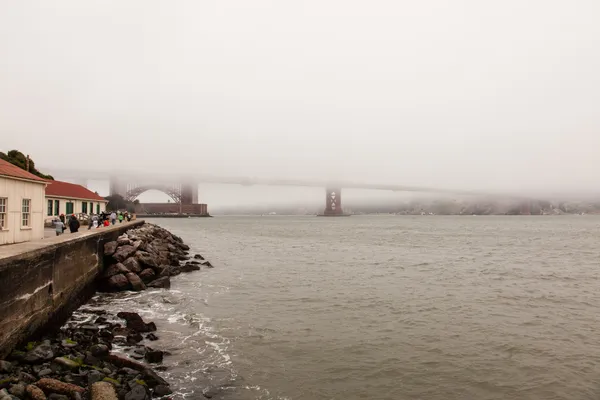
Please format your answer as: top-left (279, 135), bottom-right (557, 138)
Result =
top-left (1, 310), bottom-right (172, 400)
top-left (100, 224), bottom-right (212, 293)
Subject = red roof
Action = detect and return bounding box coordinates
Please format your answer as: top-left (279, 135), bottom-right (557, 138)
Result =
top-left (45, 180), bottom-right (106, 201)
top-left (0, 158), bottom-right (47, 183)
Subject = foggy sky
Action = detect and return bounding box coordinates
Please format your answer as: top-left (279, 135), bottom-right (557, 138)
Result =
top-left (1, 0), bottom-right (600, 200)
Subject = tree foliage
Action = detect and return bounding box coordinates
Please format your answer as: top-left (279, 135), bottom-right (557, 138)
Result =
top-left (0, 150), bottom-right (54, 180)
top-left (105, 194), bottom-right (135, 213)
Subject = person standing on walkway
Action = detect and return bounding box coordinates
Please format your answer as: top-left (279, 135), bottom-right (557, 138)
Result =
top-left (88, 214), bottom-right (99, 230)
top-left (54, 219), bottom-right (64, 236)
top-left (118, 212), bottom-right (124, 223)
top-left (110, 211), bottom-right (117, 225)
top-left (69, 214), bottom-right (80, 233)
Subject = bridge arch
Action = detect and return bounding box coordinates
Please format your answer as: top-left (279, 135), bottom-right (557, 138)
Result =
top-left (125, 184), bottom-right (182, 204)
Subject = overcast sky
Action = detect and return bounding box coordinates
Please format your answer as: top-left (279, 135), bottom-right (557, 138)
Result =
top-left (1, 0), bottom-right (599, 205)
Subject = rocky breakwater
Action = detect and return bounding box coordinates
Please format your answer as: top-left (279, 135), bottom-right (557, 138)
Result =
top-left (99, 223), bottom-right (212, 293)
top-left (0, 309), bottom-right (173, 400)
top-left (0, 222), bottom-right (214, 400)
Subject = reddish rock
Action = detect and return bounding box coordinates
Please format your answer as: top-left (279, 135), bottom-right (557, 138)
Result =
top-left (181, 263), bottom-right (200, 273)
top-left (113, 245), bottom-right (136, 262)
top-left (103, 241), bottom-right (118, 256)
top-left (103, 263), bottom-right (129, 278)
top-left (116, 312), bottom-right (153, 333)
top-left (36, 378), bottom-right (85, 397)
top-left (25, 385), bottom-right (46, 400)
top-left (135, 251), bottom-right (158, 269)
top-left (138, 268), bottom-right (156, 283)
top-left (147, 276), bottom-right (170, 289)
top-left (107, 274), bottom-right (130, 291)
top-left (126, 273), bottom-right (146, 292)
top-left (123, 257), bottom-right (142, 273)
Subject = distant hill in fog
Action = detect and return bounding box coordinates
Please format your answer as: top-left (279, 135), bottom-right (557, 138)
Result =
top-left (213, 197), bottom-right (600, 216)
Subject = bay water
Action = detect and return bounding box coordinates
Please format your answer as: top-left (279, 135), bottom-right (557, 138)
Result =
top-left (87, 215), bottom-right (600, 400)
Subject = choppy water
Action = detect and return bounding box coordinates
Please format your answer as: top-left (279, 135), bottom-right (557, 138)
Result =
top-left (89, 215), bottom-right (600, 400)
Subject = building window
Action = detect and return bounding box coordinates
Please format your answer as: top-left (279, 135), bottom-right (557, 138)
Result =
top-left (90, 202), bottom-right (93, 214)
top-left (96, 203), bottom-right (100, 214)
top-left (54, 200), bottom-right (60, 216)
top-left (66, 202), bottom-right (74, 215)
top-left (0, 198), bottom-right (6, 229)
top-left (82, 202), bottom-right (87, 214)
top-left (22, 199), bottom-right (31, 227)
top-left (47, 200), bottom-right (53, 216)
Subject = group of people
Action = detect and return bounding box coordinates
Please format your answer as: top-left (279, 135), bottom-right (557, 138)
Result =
top-left (88, 211), bottom-right (132, 229)
top-left (54, 211), bottom-right (133, 236)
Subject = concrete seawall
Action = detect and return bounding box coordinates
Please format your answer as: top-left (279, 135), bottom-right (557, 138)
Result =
top-left (0, 220), bottom-right (145, 358)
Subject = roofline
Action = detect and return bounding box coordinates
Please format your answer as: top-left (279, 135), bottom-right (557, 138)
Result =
top-left (45, 194), bottom-right (108, 203)
top-left (0, 174), bottom-right (48, 185)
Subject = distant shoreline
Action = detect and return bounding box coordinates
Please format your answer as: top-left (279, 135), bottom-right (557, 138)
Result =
top-left (206, 213), bottom-right (598, 217)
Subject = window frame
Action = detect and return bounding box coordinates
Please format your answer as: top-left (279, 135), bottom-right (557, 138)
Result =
top-left (22, 198), bottom-right (31, 228)
top-left (0, 197), bottom-right (6, 230)
top-left (66, 201), bottom-right (74, 215)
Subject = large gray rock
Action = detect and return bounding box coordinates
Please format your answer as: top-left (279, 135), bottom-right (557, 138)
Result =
top-left (124, 384), bottom-right (148, 400)
top-left (88, 370), bottom-right (106, 386)
top-left (0, 360), bottom-right (13, 373)
top-left (23, 342), bottom-right (54, 364)
top-left (90, 344), bottom-right (109, 358)
top-left (147, 277), bottom-right (170, 289)
top-left (107, 274), bottom-right (130, 291)
top-left (153, 385), bottom-right (172, 397)
top-left (103, 263), bottom-right (129, 278)
top-left (144, 350), bottom-right (163, 364)
top-left (113, 245), bottom-right (136, 262)
top-left (103, 241), bottom-right (118, 256)
top-left (122, 257), bottom-right (141, 273)
top-left (126, 273), bottom-right (146, 292)
top-left (138, 269), bottom-right (156, 283)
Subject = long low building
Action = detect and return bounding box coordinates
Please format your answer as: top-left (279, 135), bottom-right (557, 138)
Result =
top-left (0, 158), bottom-right (47, 245)
top-left (45, 180), bottom-right (108, 222)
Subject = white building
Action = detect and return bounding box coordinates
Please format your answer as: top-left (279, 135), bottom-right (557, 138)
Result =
top-left (45, 180), bottom-right (108, 222)
top-left (0, 158), bottom-right (47, 245)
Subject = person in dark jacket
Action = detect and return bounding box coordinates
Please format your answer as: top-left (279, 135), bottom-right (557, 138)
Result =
top-left (69, 214), bottom-right (80, 233)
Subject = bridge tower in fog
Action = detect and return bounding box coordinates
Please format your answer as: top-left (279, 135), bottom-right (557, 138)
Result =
top-left (319, 187), bottom-right (347, 216)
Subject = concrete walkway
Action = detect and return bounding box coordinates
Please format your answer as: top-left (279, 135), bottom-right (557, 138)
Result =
top-left (0, 220), bottom-right (144, 260)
